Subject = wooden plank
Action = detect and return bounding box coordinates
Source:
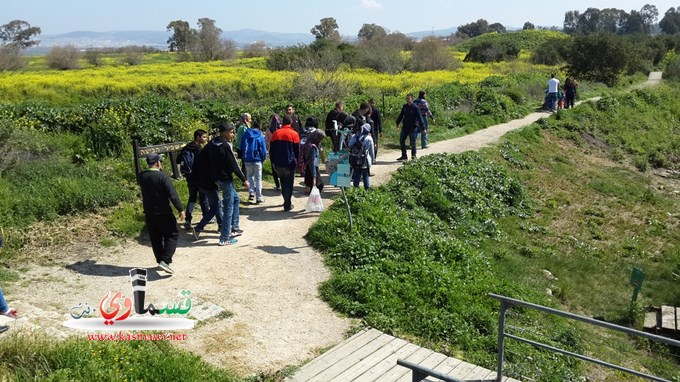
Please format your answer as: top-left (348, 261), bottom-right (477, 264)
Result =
top-left (448, 360), bottom-right (478, 380)
top-left (352, 342), bottom-right (421, 382)
top-left (643, 310), bottom-right (658, 329)
top-left (373, 347), bottom-right (435, 382)
top-left (459, 365), bottom-right (495, 380)
top-left (677, 307), bottom-right (680, 331)
top-left (331, 337), bottom-right (409, 381)
top-left (307, 332), bottom-right (396, 381)
top-left (661, 306), bottom-right (676, 331)
top-left (287, 328), bottom-right (382, 382)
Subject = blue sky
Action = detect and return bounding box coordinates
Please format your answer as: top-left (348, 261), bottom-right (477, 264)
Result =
top-left (2, 0), bottom-right (678, 36)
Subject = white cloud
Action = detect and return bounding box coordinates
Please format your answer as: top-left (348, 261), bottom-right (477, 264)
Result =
top-left (361, 0), bottom-right (383, 10)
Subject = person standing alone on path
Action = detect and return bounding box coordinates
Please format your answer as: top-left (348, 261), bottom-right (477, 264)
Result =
top-left (139, 153), bottom-right (185, 274)
top-left (269, 114), bottom-right (300, 211)
top-left (177, 129), bottom-right (209, 229)
top-left (396, 94), bottom-right (425, 161)
top-left (205, 122), bottom-right (250, 246)
top-left (413, 90), bottom-right (435, 149)
top-left (547, 74), bottom-right (560, 112)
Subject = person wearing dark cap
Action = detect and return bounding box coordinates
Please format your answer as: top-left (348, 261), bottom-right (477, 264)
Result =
top-left (204, 122), bottom-right (250, 245)
top-left (138, 153), bottom-right (185, 274)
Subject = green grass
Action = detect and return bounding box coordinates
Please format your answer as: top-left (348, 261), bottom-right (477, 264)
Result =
top-left (0, 333), bottom-right (247, 381)
top-left (310, 83), bottom-right (680, 381)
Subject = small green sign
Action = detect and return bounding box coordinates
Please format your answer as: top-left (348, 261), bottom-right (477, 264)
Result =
top-left (629, 267), bottom-right (644, 302)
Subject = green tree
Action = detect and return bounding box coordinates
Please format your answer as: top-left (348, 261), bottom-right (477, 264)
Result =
top-left (166, 20), bottom-right (195, 52)
top-left (523, 22), bottom-right (535, 30)
top-left (488, 22), bottom-right (506, 33)
top-left (311, 17), bottom-right (340, 42)
top-left (566, 33), bottom-right (630, 86)
top-left (194, 18), bottom-right (223, 61)
top-left (660, 6), bottom-right (680, 34)
top-left (358, 23), bottom-right (387, 41)
top-left (456, 19), bottom-right (489, 38)
top-left (0, 20), bottom-right (41, 49)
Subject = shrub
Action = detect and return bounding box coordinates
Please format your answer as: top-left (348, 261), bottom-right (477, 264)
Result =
top-left (46, 44), bottom-right (80, 70)
top-left (0, 45), bottom-right (24, 71)
top-left (83, 49), bottom-right (102, 66)
top-left (120, 47), bottom-right (143, 66)
top-left (408, 36), bottom-right (461, 71)
top-left (464, 40), bottom-right (519, 63)
top-left (565, 33), bottom-right (631, 86)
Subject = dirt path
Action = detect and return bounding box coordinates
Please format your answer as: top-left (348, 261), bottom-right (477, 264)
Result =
top-left (1, 73), bottom-right (661, 377)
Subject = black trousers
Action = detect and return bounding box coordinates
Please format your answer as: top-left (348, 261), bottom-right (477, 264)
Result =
top-left (145, 214), bottom-right (179, 264)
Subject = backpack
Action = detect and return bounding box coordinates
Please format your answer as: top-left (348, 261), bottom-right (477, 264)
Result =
top-left (297, 141), bottom-right (314, 175)
top-left (176, 146), bottom-right (195, 177)
top-left (268, 114), bottom-right (282, 134)
top-left (348, 134), bottom-right (367, 169)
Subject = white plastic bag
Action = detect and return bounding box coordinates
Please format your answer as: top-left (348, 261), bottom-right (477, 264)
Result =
top-left (305, 186), bottom-right (324, 212)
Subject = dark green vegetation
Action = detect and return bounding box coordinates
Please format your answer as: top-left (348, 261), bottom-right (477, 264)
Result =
top-left (0, 334), bottom-right (246, 381)
top-left (308, 84), bottom-right (680, 381)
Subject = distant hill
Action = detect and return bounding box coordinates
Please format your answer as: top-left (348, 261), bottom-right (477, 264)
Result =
top-left (27, 28), bottom-right (316, 54)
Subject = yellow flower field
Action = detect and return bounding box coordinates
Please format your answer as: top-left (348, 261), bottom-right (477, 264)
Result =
top-left (0, 56), bottom-right (549, 104)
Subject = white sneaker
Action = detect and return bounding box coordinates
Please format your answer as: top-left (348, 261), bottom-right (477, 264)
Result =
top-left (158, 261), bottom-right (174, 274)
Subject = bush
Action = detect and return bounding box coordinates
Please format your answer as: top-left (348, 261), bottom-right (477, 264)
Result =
top-left (408, 36), bottom-right (461, 71)
top-left (83, 49), bottom-right (102, 66)
top-left (120, 47), bottom-right (143, 66)
top-left (663, 54), bottom-right (680, 80)
top-left (46, 44), bottom-right (80, 70)
top-left (566, 33), bottom-right (631, 86)
top-left (356, 46), bottom-right (404, 74)
top-left (0, 45), bottom-right (24, 71)
top-left (464, 40), bottom-right (519, 63)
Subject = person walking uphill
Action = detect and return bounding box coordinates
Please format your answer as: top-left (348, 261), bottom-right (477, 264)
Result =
top-left (241, 120), bottom-right (267, 204)
top-left (269, 114), bottom-right (300, 211)
top-left (139, 153), bottom-right (185, 274)
top-left (205, 122), bottom-right (250, 246)
top-left (396, 94), bottom-right (425, 161)
top-left (177, 129), bottom-right (209, 229)
top-left (413, 90), bottom-right (435, 149)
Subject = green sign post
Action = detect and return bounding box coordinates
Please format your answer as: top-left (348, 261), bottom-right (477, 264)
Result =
top-left (629, 267), bottom-right (645, 303)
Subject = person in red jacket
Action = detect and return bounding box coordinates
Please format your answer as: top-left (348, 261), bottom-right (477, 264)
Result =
top-left (269, 114), bottom-right (300, 211)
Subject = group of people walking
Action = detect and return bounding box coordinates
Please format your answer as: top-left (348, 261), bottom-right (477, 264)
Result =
top-left (545, 74), bottom-right (579, 112)
top-left (138, 93), bottom-right (435, 273)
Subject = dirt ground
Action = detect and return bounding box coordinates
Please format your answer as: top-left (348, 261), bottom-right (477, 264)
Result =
top-left (0, 73), bottom-right (661, 377)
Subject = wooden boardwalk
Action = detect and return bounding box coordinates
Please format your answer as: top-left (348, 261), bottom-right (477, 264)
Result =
top-left (286, 328), bottom-right (521, 382)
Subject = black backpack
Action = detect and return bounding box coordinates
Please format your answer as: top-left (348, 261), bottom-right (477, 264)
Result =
top-left (176, 146), bottom-right (195, 177)
top-left (348, 134), bottom-right (367, 169)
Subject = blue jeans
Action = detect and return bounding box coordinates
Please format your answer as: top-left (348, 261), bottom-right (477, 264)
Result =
top-left (0, 287), bottom-right (9, 314)
top-left (352, 168), bottom-right (370, 189)
top-left (275, 165), bottom-right (296, 210)
top-left (216, 180), bottom-right (240, 241)
top-left (399, 127), bottom-right (417, 158)
top-left (194, 188), bottom-right (223, 232)
top-left (547, 92), bottom-right (558, 111)
top-left (417, 118), bottom-right (429, 148)
top-left (186, 180), bottom-right (208, 224)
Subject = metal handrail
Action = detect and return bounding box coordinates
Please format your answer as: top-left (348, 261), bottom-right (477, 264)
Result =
top-left (489, 293), bottom-right (680, 382)
top-left (396, 359), bottom-right (465, 382)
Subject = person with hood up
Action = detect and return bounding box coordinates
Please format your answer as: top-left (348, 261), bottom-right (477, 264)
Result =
top-left (241, 120), bottom-right (267, 204)
top-left (348, 123), bottom-right (375, 189)
top-left (303, 129), bottom-right (326, 194)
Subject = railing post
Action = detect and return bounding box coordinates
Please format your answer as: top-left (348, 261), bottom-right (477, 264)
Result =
top-left (496, 299), bottom-right (508, 382)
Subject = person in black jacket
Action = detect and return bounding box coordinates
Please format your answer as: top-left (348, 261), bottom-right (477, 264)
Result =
top-left (177, 129), bottom-right (209, 229)
top-left (188, 133), bottom-right (223, 240)
top-left (204, 122), bottom-right (250, 246)
top-left (139, 153), bottom-right (185, 274)
top-left (369, 98), bottom-right (382, 158)
top-left (395, 94), bottom-right (425, 161)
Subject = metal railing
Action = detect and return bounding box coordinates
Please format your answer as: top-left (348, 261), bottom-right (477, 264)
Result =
top-left (396, 359), bottom-right (465, 382)
top-left (489, 293), bottom-right (680, 382)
